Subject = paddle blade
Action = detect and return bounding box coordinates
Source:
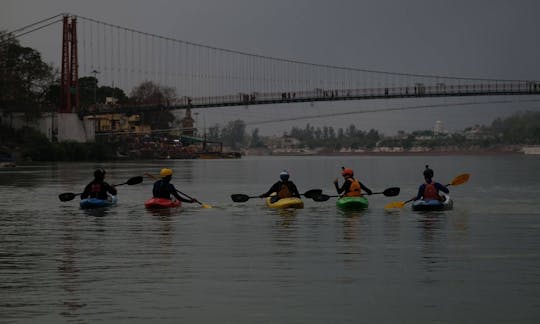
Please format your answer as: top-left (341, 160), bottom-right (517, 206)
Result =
top-left (193, 199), bottom-right (212, 208)
top-left (59, 192), bottom-right (77, 202)
top-left (303, 189), bottom-right (323, 198)
top-left (231, 194), bottom-right (250, 202)
top-left (382, 187), bottom-right (400, 197)
top-left (449, 173), bottom-right (470, 186)
top-left (384, 201), bottom-right (406, 209)
top-left (312, 194), bottom-right (331, 202)
top-left (126, 176), bottom-right (143, 185)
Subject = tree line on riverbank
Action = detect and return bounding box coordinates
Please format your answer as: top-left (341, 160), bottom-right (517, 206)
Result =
top-left (2, 105), bottom-right (537, 162)
top-left (0, 31), bottom-right (176, 129)
top-left (207, 111), bottom-right (540, 152)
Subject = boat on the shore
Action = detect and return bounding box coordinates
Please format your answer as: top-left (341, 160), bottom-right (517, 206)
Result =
top-left (196, 151), bottom-right (241, 159)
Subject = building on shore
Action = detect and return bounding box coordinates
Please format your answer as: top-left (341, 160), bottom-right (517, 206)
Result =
top-left (522, 146), bottom-right (540, 155)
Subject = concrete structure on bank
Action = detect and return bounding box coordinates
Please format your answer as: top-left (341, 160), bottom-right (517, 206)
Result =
top-left (522, 146), bottom-right (540, 155)
top-left (1, 112), bottom-right (94, 142)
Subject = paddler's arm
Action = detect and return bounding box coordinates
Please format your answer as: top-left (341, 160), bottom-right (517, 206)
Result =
top-left (259, 182), bottom-right (280, 198)
top-left (81, 183), bottom-right (91, 199)
top-left (106, 182), bottom-right (117, 195)
top-left (437, 182), bottom-right (450, 194)
top-left (170, 184), bottom-right (194, 203)
top-left (334, 179), bottom-right (349, 194)
top-left (290, 182), bottom-right (301, 198)
top-left (359, 182), bottom-right (372, 195)
top-left (412, 184), bottom-right (425, 200)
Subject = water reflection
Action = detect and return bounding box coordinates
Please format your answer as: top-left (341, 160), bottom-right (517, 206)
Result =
top-left (82, 208), bottom-right (112, 217)
top-left (340, 210), bottom-right (363, 241)
top-left (417, 212), bottom-right (447, 274)
top-left (274, 209), bottom-right (298, 228)
top-left (146, 208), bottom-right (181, 248)
top-left (58, 213), bottom-right (86, 319)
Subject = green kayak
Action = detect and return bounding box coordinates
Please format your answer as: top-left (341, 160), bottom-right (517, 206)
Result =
top-left (336, 196), bottom-right (369, 210)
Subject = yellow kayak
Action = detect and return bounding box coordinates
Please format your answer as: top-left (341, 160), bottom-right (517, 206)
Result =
top-left (265, 196), bottom-right (304, 209)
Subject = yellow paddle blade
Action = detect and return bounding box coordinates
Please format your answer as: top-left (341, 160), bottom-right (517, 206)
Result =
top-left (201, 203), bottom-right (212, 208)
top-left (449, 173), bottom-right (470, 186)
top-left (385, 201), bottom-right (406, 209)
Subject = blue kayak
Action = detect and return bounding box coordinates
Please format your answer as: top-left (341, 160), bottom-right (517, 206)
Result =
top-left (412, 193), bottom-right (453, 211)
top-left (80, 196), bottom-right (118, 209)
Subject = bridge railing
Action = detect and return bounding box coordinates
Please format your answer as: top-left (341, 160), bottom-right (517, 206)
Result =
top-left (176, 81), bottom-right (539, 108)
top-left (84, 80), bottom-right (539, 115)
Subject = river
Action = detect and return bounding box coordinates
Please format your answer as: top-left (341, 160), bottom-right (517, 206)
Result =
top-left (1, 155), bottom-right (539, 323)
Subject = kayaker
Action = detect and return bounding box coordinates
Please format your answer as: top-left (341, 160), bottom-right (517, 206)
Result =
top-left (333, 167), bottom-right (372, 197)
top-left (81, 168), bottom-right (117, 200)
top-left (412, 165), bottom-right (449, 201)
top-left (259, 170), bottom-right (301, 201)
top-left (152, 168), bottom-right (195, 203)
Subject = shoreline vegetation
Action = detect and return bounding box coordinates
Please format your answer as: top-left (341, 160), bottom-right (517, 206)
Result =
top-left (0, 112), bottom-right (540, 163)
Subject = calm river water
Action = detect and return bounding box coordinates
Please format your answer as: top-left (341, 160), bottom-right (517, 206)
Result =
top-left (1, 155), bottom-right (540, 323)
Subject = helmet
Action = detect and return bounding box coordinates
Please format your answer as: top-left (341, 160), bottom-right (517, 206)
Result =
top-left (423, 165), bottom-right (434, 179)
top-left (160, 168), bottom-right (173, 177)
top-left (94, 168), bottom-right (106, 179)
top-left (279, 170), bottom-right (289, 181)
top-left (341, 168), bottom-right (354, 177)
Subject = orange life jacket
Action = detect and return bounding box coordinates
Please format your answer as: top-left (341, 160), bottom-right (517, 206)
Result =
top-left (345, 178), bottom-right (362, 197)
top-left (278, 182), bottom-right (292, 198)
top-left (423, 182), bottom-right (441, 200)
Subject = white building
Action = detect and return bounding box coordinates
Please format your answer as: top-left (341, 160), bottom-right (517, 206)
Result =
top-left (433, 120), bottom-right (445, 134)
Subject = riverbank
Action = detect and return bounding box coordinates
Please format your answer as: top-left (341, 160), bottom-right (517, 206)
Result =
top-left (246, 145), bottom-right (535, 156)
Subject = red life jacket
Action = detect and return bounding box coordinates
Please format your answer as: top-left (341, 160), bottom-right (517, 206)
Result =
top-left (90, 183), bottom-right (102, 198)
top-left (423, 182), bottom-right (441, 200)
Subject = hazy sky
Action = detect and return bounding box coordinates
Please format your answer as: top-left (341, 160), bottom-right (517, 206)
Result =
top-left (2, 0), bottom-right (540, 135)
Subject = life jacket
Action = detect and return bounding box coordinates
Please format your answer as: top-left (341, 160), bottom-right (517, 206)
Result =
top-left (88, 182), bottom-right (102, 198)
top-left (345, 178), bottom-right (362, 197)
top-left (277, 181), bottom-right (293, 198)
top-left (423, 182), bottom-right (441, 200)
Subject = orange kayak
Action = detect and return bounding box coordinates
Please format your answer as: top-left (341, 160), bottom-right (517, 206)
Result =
top-left (144, 198), bottom-right (181, 209)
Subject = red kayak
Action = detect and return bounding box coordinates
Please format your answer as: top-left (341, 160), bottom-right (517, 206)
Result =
top-left (144, 198), bottom-right (181, 209)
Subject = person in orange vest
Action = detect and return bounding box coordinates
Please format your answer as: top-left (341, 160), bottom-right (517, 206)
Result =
top-left (413, 165), bottom-right (449, 201)
top-left (334, 167), bottom-right (372, 197)
top-left (259, 170), bottom-right (301, 201)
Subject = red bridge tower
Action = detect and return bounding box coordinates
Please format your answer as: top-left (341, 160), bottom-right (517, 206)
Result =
top-left (59, 15), bottom-right (79, 113)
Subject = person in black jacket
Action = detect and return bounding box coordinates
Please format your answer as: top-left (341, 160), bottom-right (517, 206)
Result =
top-left (152, 168), bottom-right (194, 203)
top-left (259, 170), bottom-right (301, 201)
top-left (81, 168), bottom-right (117, 200)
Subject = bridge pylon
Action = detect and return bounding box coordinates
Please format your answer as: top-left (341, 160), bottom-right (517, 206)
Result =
top-left (59, 15), bottom-right (79, 113)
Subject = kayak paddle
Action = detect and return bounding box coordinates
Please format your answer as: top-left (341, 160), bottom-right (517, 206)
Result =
top-left (176, 189), bottom-right (212, 208)
top-left (231, 189), bottom-right (322, 203)
top-left (384, 173), bottom-right (470, 209)
top-left (384, 198), bottom-right (414, 209)
top-left (446, 173), bottom-right (470, 186)
top-left (312, 187), bottom-right (400, 202)
top-left (144, 173), bottom-right (211, 208)
top-left (58, 176), bottom-right (143, 202)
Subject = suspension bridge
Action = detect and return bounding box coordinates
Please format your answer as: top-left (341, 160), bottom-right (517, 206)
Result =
top-left (2, 14), bottom-right (540, 140)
